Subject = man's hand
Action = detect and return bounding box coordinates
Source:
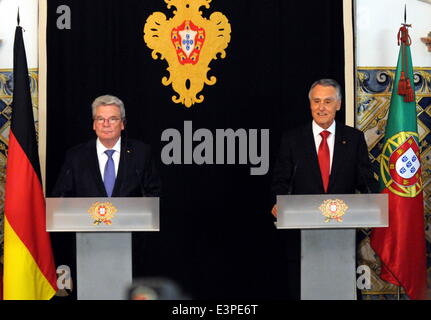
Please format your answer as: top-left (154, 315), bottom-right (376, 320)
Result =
top-left (271, 204), bottom-right (278, 218)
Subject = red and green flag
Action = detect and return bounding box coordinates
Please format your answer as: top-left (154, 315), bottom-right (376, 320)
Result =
top-left (3, 25), bottom-right (57, 299)
top-left (370, 24), bottom-right (428, 300)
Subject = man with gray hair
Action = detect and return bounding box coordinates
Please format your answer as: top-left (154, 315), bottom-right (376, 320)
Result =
top-left (272, 78), bottom-right (374, 199)
top-left (51, 95), bottom-right (161, 299)
top-left (271, 79), bottom-right (375, 299)
top-left (53, 94), bottom-right (161, 197)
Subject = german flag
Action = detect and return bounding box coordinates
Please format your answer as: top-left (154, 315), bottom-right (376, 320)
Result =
top-left (3, 25), bottom-right (57, 300)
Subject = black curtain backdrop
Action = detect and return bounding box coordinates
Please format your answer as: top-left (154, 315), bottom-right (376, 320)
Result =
top-left (46, 0), bottom-right (345, 299)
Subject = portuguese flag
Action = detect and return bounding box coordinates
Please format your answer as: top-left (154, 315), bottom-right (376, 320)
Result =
top-left (3, 25), bottom-right (57, 299)
top-left (370, 24), bottom-right (428, 300)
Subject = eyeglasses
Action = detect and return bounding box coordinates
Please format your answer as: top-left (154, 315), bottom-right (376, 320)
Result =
top-left (94, 117), bottom-right (122, 124)
top-left (311, 98), bottom-right (337, 106)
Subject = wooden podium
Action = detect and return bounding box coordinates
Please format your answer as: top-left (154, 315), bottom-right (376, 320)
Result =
top-left (46, 197), bottom-right (159, 300)
top-left (276, 194), bottom-right (388, 300)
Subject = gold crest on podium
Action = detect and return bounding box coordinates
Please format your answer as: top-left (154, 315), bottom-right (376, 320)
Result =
top-left (319, 199), bottom-right (348, 223)
top-left (144, 0), bottom-right (231, 108)
top-left (88, 202), bottom-right (117, 225)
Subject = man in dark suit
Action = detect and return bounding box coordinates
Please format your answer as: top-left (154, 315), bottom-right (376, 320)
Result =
top-left (271, 79), bottom-right (375, 299)
top-left (51, 95), bottom-right (161, 299)
top-left (272, 79), bottom-right (374, 196)
top-left (52, 95), bottom-right (160, 197)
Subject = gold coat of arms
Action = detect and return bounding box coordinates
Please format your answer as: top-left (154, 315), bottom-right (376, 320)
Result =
top-left (88, 202), bottom-right (117, 225)
top-left (144, 0), bottom-right (231, 108)
top-left (319, 199), bottom-right (349, 223)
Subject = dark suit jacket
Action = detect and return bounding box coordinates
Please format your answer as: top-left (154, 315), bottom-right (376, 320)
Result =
top-left (272, 121), bottom-right (376, 197)
top-left (52, 137), bottom-right (161, 197)
top-left (50, 138), bottom-right (161, 299)
top-left (271, 121), bottom-right (376, 299)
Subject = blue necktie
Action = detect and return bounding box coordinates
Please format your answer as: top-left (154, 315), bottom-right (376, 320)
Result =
top-left (103, 150), bottom-right (115, 197)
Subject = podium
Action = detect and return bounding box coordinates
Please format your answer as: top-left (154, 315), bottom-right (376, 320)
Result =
top-left (276, 194), bottom-right (388, 300)
top-left (46, 197), bottom-right (159, 300)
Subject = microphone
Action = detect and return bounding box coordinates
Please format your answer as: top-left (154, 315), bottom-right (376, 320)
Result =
top-left (358, 168), bottom-right (373, 194)
top-left (287, 164), bottom-right (297, 195)
top-left (119, 123), bottom-right (130, 196)
top-left (135, 168), bottom-right (146, 196)
top-left (121, 123), bottom-right (128, 170)
top-left (59, 168), bottom-right (71, 197)
top-left (272, 163), bottom-right (297, 220)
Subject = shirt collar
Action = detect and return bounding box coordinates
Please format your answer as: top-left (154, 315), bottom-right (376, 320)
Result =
top-left (96, 137), bottom-right (121, 155)
top-left (312, 120), bottom-right (336, 138)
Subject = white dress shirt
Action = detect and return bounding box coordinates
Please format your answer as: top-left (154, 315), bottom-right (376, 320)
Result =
top-left (96, 137), bottom-right (121, 181)
top-left (312, 120), bottom-right (336, 171)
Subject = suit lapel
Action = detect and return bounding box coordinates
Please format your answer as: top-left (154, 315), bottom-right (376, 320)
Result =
top-left (328, 122), bottom-right (347, 192)
top-left (303, 124), bottom-right (325, 192)
top-left (89, 139), bottom-right (108, 197)
top-left (111, 138), bottom-right (128, 197)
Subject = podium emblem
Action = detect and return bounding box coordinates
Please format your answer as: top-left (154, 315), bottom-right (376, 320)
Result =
top-left (88, 202), bottom-right (117, 225)
top-left (319, 199), bottom-right (349, 223)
